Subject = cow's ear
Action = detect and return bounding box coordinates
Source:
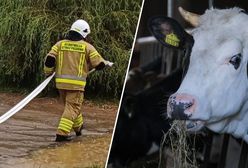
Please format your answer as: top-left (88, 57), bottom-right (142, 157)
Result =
top-left (148, 16), bottom-right (191, 49)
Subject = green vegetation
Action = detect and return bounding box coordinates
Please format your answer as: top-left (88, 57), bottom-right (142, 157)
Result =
top-left (0, 0), bottom-right (142, 98)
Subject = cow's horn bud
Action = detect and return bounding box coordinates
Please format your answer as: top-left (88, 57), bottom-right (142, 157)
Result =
top-left (178, 7), bottom-right (200, 27)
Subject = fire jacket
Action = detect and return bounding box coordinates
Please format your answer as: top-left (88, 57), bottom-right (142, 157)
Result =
top-left (44, 40), bottom-right (107, 91)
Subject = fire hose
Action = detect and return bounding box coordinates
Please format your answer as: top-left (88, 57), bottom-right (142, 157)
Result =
top-left (0, 73), bottom-right (55, 124)
top-left (0, 68), bottom-right (98, 124)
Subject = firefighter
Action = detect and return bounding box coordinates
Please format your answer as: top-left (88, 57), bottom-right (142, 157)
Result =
top-left (44, 19), bottom-right (113, 142)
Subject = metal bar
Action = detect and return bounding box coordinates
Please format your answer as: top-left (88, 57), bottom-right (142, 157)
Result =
top-left (217, 134), bottom-right (230, 168)
top-left (238, 141), bottom-right (248, 168)
top-left (209, 0), bottom-right (214, 9)
top-left (167, 0), bottom-right (174, 17)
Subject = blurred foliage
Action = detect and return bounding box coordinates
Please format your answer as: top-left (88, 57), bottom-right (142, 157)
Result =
top-left (0, 0), bottom-right (142, 98)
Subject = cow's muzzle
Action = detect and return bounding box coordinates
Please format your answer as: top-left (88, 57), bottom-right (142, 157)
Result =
top-left (167, 93), bottom-right (196, 120)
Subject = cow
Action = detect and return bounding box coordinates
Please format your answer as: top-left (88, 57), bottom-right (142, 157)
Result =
top-left (167, 7), bottom-right (248, 142)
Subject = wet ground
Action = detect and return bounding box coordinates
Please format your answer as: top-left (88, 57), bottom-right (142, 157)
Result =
top-left (0, 92), bottom-right (118, 168)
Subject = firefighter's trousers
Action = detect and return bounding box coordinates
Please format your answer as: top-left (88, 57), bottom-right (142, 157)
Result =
top-left (57, 90), bottom-right (84, 136)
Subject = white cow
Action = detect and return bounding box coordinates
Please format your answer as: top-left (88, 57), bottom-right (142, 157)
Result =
top-left (167, 7), bottom-right (248, 142)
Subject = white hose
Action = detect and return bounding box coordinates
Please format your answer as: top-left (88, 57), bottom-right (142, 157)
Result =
top-left (0, 73), bottom-right (55, 124)
top-left (0, 67), bottom-right (99, 124)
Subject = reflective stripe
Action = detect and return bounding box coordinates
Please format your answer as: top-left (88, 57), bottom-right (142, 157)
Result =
top-left (56, 75), bottom-right (86, 81)
top-left (74, 114), bottom-right (83, 123)
top-left (58, 123), bottom-right (71, 132)
top-left (73, 114), bottom-right (83, 128)
top-left (61, 42), bottom-right (86, 53)
top-left (58, 118), bottom-right (73, 133)
top-left (89, 51), bottom-right (99, 59)
top-left (56, 78), bottom-right (86, 86)
top-left (60, 121), bottom-right (72, 128)
top-left (52, 46), bottom-right (58, 52)
top-left (73, 122), bottom-right (83, 128)
top-left (78, 53), bottom-right (85, 77)
top-left (61, 118), bottom-right (74, 125)
top-left (58, 51), bottom-right (63, 74)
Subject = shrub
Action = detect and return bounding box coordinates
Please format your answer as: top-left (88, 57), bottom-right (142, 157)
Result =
top-left (0, 0), bottom-right (142, 98)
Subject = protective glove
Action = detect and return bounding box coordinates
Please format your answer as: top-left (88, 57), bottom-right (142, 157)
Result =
top-left (45, 72), bottom-right (53, 78)
top-left (105, 60), bottom-right (114, 67)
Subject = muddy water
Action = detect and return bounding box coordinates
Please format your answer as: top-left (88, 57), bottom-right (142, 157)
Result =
top-left (4, 135), bottom-right (111, 168)
top-left (0, 93), bottom-right (117, 168)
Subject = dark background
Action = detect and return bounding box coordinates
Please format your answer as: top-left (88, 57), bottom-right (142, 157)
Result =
top-left (137, 0), bottom-right (248, 37)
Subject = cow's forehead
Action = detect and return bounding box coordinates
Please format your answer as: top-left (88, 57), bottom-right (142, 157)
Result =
top-left (192, 7), bottom-right (248, 40)
top-left (192, 34), bottom-right (242, 55)
top-left (190, 8), bottom-right (248, 58)
top-left (198, 7), bottom-right (243, 30)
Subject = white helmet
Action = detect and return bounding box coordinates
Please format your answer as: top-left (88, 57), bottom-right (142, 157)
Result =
top-left (70, 19), bottom-right (91, 38)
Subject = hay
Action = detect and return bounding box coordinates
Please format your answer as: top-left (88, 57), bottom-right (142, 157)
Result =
top-left (159, 121), bottom-right (198, 168)
top-left (0, 0), bottom-right (142, 97)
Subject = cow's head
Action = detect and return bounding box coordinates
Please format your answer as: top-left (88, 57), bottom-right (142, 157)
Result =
top-left (166, 7), bottom-right (248, 132)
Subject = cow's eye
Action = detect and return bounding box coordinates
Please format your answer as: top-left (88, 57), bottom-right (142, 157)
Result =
top-left (229, 53), bottom-right (242, 70)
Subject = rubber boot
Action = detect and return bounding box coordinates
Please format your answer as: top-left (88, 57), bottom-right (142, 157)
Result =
top-left (55, 134), bottom-right (72, 142)
top-left (75, 125), bottom-right (84, 136)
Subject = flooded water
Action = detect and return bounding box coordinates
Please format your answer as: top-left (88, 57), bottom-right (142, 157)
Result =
top-left (0, 93), bottom-right (117, 168)
top-left (4, 135), bottom-right (111, 168)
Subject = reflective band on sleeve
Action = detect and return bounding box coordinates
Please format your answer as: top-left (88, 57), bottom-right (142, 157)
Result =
top-left (56, 78), bottom-right (86, 86)
top-left (58, 118), bottom-right (74, 133)
top-left (61, 42), bottom-right (86, 53)
top-left (78, 53), bottom-right (85, 77)
top-left (89, 51), bottom-right (99, 59)
top-left (52, 46), bottom-right (58, 53)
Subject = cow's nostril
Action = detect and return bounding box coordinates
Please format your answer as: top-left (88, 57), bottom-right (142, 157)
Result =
top-left (167, 93), bottom-right (195, 120)
top-left (185, 102), bottom-right (193, 109)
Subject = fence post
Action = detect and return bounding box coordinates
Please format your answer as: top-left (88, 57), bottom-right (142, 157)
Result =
top-left (209, 0), bottom-right (214, 9)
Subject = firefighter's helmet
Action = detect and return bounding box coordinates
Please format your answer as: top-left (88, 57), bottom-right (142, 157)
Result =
top-left (70, 19), bottom-right (90, 38)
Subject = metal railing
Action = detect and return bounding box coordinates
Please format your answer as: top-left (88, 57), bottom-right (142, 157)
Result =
top-left (136, 36), bottom-right (182, 75)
